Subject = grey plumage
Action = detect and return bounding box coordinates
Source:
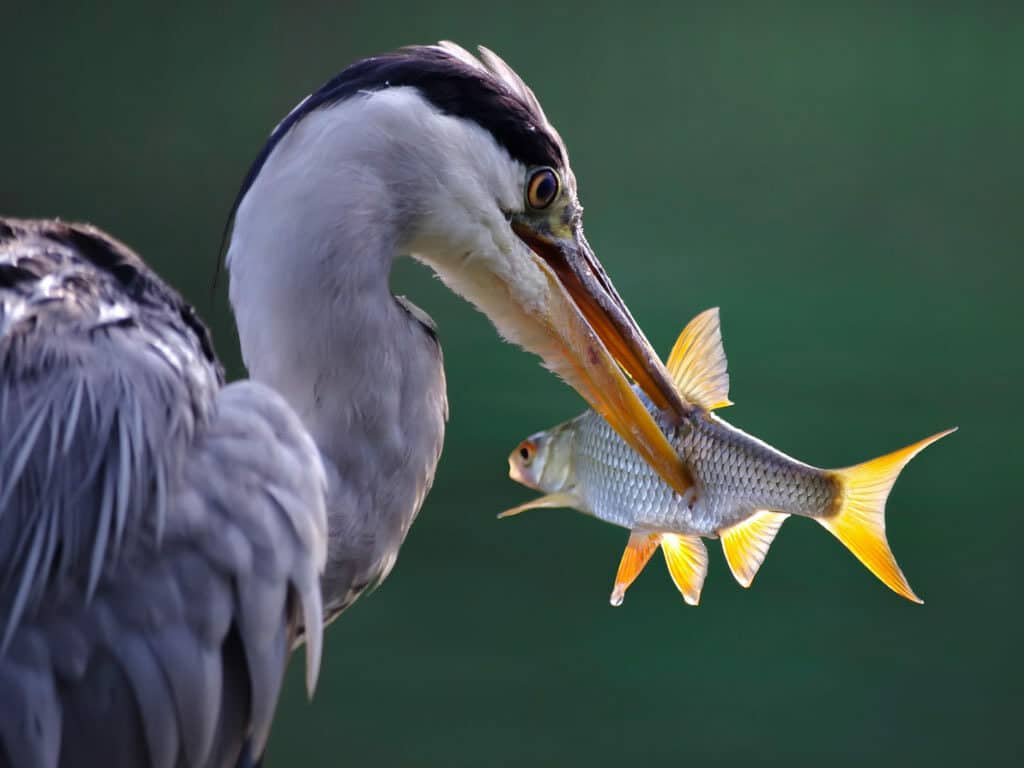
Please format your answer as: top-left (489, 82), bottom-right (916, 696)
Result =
top-left (1, 40), bottom-right (682, 768)
top-left (0, 219), bottom-right (326, 767)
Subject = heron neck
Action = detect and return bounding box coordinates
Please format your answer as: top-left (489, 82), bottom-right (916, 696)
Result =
top-left (229, 221), bottom-right (394, 433)
top-left (227, 200), bottom-right (447, 616)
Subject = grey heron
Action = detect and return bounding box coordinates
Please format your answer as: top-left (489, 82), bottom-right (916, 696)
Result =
top-left (0, 42), bottom-right (691, 767)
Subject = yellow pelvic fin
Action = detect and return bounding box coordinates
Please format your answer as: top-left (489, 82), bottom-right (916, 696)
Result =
top-left (610, 531), bottom-right (661, 606)
top-left (820, 427), bottom-right (957, 603)
top-left (665, 307), bottom-right (732, 410)
top-left (720, 510), bottom-right (789, 588)
top-left (660, 533), bottom-right (709, 606)
top-left (497, 492), bottom-right (579, 519)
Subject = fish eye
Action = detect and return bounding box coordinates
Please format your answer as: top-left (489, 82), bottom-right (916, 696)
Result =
top-left (518, 441), bottom-right (536, 464)
top-left (526, 168), bottom-right (559, 210)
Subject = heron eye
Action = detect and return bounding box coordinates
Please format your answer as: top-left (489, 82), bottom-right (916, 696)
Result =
top-left (526, 168), bottom-right (559, 210)
top-left (518, 441), bottom-right (535, 463)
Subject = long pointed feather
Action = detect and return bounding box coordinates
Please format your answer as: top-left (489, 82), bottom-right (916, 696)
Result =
top-left (114, 407), bottom-right (132, 557)
top-left (2, 508), bottom-right (46, 652)
top-left (62, 375), bottom-right (85, 454)
top-left (87, 441), bottom-right (116, 600)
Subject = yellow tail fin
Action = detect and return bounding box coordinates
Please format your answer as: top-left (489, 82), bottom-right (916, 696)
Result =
top-left (819, 428), bottom-right (956, 603)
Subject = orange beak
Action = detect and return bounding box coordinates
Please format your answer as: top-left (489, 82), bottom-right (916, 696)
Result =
top-left (512, 220), bottom-right (694, 495)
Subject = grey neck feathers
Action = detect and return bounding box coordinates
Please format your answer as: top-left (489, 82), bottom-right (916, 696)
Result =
top-left (226, 128), bottom-right (447, 616)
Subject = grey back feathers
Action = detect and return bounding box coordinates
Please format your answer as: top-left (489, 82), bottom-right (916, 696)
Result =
top-left (0, 219), bottom-right (327, 767)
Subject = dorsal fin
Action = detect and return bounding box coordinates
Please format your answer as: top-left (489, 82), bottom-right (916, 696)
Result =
top-left (665, 308), bottom-right (732, 410)
top-left (720, 510), bottom-right (789, 588)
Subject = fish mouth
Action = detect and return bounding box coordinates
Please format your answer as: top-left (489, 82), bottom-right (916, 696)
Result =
top-left (507, 456), bottom-right (536, 489)
top-left (511, 218), bottom-right (693, 495)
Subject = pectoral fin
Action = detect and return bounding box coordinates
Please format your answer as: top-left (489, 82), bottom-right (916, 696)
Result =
top-left (497, 492), bottom-right (579, 519)
top-left (665, 307), bottom-right (732, 410)
top-left (610, 531), bottom-right (661, 606)
top-left (660, 533), bottom-right (709, 605)
top-left (720, 510), bottom-right (789, 588)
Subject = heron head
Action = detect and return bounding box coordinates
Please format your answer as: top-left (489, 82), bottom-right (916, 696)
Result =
top-left (400, 43), bottom-right (690, 492)
top-left (228, 43), bottom-right (691, 493)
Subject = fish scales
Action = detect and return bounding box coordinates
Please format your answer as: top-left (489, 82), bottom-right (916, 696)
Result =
top-left (679, 412), bottom-right (836, 531)
top-left (573, 393), bottom-right (837, 536)
top-left (573, 407), bottom-right (671, 529)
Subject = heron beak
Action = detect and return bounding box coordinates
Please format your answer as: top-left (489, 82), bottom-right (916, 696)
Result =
top-left (511, 219), bottom-right (694, 495)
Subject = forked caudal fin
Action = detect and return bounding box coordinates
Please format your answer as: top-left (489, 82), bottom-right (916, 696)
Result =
top-left (820, 427), bottom-right (957, 603)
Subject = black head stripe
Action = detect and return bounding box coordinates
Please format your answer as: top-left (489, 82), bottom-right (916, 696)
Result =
top-left (229, 46), bottom-right (563, 222)
top-left (217, 46), bottom-right (564, 269)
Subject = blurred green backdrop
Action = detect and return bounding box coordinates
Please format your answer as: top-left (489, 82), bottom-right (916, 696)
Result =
top-left (2, 2), bottom-right (1021, 765)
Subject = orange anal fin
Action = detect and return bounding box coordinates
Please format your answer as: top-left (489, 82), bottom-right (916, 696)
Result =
top-left (497, 492), bottom-right (579, 519)
top-left (660, 533), bottom-right (709, 606)
top-left (610, 531), bottom-right (661, 606)
top-left (720, 510), bottom-right (789, 588)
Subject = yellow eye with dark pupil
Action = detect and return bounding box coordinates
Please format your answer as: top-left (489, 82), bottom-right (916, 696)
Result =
top-left (518, 442), bottom-right (535, 463)
top-left (526, 168), bottom-right (559, 210)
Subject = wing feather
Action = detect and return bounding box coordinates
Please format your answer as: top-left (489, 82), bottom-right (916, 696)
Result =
top-left (0, 219), bottom-right (327, 767)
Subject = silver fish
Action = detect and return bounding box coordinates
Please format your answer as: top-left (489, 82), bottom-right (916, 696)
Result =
top-left (501, 308), bottom-right (954, 606)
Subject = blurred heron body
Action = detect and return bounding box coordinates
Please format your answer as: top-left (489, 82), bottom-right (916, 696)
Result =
top-left (1, 43), bottom-right (694, 767)
top-left (502, 309), bottom-right (955, 607)
top-left (0, 220), bottom-right (327, 768)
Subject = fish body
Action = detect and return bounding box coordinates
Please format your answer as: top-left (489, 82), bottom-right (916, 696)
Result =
top-left (570, 405), bottom-right (835, 535)
top-left (502, 308), bottom-right (954, 606)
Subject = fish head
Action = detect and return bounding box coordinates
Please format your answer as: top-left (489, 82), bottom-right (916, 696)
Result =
top-left (507, 418), bottom-right (578, 494)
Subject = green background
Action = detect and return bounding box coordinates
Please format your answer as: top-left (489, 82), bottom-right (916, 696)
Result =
top-left (2, 2), bottom-right (1020, 765)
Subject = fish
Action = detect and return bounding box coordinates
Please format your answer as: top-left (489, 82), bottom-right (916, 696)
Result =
top-left (499, 308), bottom-right (955, 606)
